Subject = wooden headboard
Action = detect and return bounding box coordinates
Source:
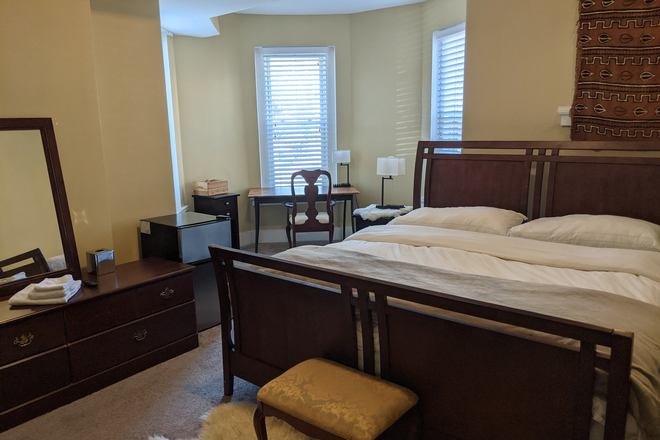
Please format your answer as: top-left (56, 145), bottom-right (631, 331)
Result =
top-left (414, 141), bottom-right (660, 225)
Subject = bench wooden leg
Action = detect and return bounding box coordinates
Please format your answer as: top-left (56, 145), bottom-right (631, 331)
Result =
top-left (254, 401), bottom-right (269, 440)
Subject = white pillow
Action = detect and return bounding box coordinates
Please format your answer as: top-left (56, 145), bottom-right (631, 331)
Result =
top-left (507, 214), bottom-right (660, 252)
top-left (388, 206), bottom-right (527, 235)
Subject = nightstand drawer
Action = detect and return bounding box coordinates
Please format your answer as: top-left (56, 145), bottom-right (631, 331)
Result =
top-left (68, 301), bottom-right (196, 382)
top-left (134, 272), bottom-right (194, 317)
top-left (0, 311), bottom-right (66, 366)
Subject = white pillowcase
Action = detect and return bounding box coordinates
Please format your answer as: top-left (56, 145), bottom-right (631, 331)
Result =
top-left (388, 206), bottom-right (527, 235)
top-left (507, 214), bottom-right (660, 252)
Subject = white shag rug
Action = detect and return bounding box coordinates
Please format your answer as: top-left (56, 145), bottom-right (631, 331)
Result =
top-left (353, 204), bottom-right (412, 221)
top-left (149, 402), bottom-right (314, 440)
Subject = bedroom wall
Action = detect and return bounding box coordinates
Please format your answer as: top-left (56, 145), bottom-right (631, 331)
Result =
top-left (89, 0), bottom-right (175, 262)
top-left (0, 0), bottom-right (114, 267)
top-left (462, 0), bottom-right (578, 140)
top-left (171, 15), bottom-right (251, 233)
top-left (172, 0), bottom-right (467, 235)
top-left (173, 13), bottom-right (354, 234)
top-left (350, 0), bottom-right (467, 208)
top-left (0, 0), bottom-right (175, 266)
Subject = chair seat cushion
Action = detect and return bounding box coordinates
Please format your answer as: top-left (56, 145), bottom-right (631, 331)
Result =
top-left (257, 358), bottom-right (418, 440)
top-left (290, 213), bottom-right (330, 225)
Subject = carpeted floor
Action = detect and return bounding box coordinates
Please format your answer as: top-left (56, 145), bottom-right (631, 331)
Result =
top-left (0, 242), bottom-right (329, 440)
top-left (0, 325), bottom-right (261, 440)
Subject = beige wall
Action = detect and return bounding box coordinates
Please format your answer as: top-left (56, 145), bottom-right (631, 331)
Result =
top-left (463, 0), bottom-right (578, 140)
top-left (173, 0), bottom-right (468, 231)
top-left (173, 13), bottom-right (354, 231)
top-left (1, 0), bottom-right (582, 261)
top-left (1, 0), bottom-right (175, 267)
top-left (90, 0), bottom-right (175, 262)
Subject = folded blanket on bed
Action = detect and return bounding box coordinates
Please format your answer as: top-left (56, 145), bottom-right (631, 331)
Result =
top-left (273, 245), bottom-right (660, 440)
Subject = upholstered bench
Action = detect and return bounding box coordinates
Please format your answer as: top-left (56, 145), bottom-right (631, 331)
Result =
top-left (253, 358), bottom-right (420, 440)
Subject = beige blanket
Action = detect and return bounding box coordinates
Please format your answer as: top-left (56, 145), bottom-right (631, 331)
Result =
top-left (273, 245), bottom-right (660, 440)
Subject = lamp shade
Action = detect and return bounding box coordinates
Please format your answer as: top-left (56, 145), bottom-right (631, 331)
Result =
top-left (377, 156), bottom-right (405, 176)
top-left (333, 150), bottom-right (351, 163)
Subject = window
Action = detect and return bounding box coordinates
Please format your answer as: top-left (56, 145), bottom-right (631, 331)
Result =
top-left (255, 46), bottom-right (337, 187)
top-left (431, 22), bottom-right (466, 142)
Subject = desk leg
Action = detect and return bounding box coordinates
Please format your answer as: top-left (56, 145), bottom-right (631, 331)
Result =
top-left (351, 197), bottom-right (355, 234)
top-left (254, 200), bottom-right (260, 253)
top-left (342, 198), bottom-right (347, 240)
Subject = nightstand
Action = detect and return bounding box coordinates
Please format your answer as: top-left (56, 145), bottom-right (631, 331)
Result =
top-left (353, 215), bottom-right (394, 231)
top-left (192, 193), bottom-right (240, 249)
top-left (352, 205), bottom-right (412, 232)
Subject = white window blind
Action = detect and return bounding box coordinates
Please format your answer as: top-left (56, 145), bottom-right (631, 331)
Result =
top-left (431, 23), bottom-right (466, 143)
top-left (255, 46), bottom-right (337, 187)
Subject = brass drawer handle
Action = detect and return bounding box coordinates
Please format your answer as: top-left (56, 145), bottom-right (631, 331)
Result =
top-left (133, 329), bottom-right (148, 341)
top-left (160, 287), bottom-right (174, 299)
top-left (14, 333), bottom-right (34, 347)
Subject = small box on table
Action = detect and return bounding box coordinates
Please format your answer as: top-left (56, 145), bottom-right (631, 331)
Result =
top-left (193, 179), bottom-right (228, 196)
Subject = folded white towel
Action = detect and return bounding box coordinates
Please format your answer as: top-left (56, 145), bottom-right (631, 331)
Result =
top-left (28, 283), bottom-right (79, 300)
top-left (0, 271), bottom-right (26, 285)
top-left (9, 280), bottom-right (82, 306)
top-left (34, 274), bottom-right (75, 292)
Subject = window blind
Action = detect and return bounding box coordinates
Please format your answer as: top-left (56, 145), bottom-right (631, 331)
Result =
top-left (431, 23), bottom-right (466, 142)
top-left (255, 47), bottom-right (337, 187)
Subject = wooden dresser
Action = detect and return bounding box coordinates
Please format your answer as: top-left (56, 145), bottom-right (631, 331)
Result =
top-left (0, 257), bottom-right (198, 432)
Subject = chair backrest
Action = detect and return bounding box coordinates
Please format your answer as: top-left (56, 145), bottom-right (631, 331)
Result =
top-left (290, 169), bottom-right (333, 226)
top-left (0, 248), bottom-right (50, 278)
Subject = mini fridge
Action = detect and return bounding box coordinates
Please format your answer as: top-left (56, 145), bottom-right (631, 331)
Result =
top-left (139, 212), bottom-right (231, 331)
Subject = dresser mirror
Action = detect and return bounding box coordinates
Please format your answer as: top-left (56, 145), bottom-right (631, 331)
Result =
top-left (0, 118), bottom-right (80, 298)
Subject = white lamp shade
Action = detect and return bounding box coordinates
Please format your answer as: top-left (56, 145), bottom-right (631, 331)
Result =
top-left (333, 150), bottom-right (351, 163)
top-left (377, 156), bottom-right (405, 176)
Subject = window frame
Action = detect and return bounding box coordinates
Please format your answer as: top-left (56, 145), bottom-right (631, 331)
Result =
top-left (254, 46), bottom-right (337, 188)
top-left (430, 22), bottom-right (466, 145)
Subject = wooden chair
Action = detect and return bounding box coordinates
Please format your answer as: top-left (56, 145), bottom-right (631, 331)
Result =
top-left (285, 170), bottom-right (336, 247)
top-left (0, 248), bottom-right (50, 278)
top-left (253, 357), bottom-right (420, 440)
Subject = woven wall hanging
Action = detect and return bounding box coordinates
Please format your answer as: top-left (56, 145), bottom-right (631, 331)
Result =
top-left (571, 0), bottom-right (660, 140)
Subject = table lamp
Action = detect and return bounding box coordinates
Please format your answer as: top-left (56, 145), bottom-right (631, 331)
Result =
top-left (376, 156), bottom-right (405, 209)
top-left (333, 150), bottom-right (351, 187)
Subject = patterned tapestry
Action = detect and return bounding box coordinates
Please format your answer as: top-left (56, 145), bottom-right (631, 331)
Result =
top-left (571, 0), bottom-right (660, 140)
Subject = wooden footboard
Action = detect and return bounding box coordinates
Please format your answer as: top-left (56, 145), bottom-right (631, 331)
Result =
top-left (210, 245), bottom-right (633, 440)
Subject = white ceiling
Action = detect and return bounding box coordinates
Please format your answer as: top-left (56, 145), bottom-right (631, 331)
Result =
top-left (160, 0), bottom-right (426, 38)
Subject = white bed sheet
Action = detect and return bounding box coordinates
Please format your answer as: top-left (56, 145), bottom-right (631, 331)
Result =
top-left (325, 224), bottom-right (660, 440)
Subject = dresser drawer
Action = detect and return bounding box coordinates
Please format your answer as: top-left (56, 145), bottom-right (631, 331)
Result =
top-left (0, 346), bottom-right (70, 412)
top-left (134, 273), bottom-right (193, 317)
top-left (68, 301), bottom-right (197, 382)
top-left (64, 288), bottom-right (140, 342)
top-left (193, 194), bottom-right (237, 214)
top-left (0, 311), bottom-right (66, 366)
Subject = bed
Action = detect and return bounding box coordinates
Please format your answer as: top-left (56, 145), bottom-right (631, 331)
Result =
top-left (209, 140), bottom-right (660, 440)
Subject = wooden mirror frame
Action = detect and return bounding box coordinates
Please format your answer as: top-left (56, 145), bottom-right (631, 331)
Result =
top-left (0, 118), bottom-right (81, 297)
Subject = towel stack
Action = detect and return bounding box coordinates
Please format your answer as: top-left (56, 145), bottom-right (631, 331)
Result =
top-left (0, 271), bottom-right (26, 285)
top-left (8, 274), bottom-right (82, 306)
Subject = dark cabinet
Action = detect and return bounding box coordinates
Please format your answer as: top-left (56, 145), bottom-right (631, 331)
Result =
top-left (192, 193), bottom-right (240, 249)
top-left (0, 258), bottom-right (198, 432)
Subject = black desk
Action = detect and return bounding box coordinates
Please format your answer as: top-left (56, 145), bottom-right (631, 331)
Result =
top-left (248, 186), bottom-right (360, 253)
